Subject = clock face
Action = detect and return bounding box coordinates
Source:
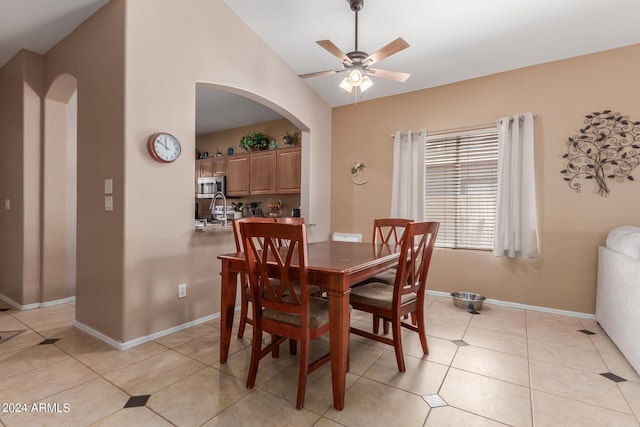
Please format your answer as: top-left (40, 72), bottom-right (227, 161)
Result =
top-left (148, 133), bottom-right (181, 163)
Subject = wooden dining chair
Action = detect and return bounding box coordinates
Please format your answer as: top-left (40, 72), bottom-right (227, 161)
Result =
top-left (232, 217), bottom-right (276, 339)
top-left (242, 221), bottom-right (331, 409)
top-left (349, 221), bottom-right (439, 372)
top-left (234, 216), bottom-right (310, 339)
top-left (365, 218), bottom-right (413, 334)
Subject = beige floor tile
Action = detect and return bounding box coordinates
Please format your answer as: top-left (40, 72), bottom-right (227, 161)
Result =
top-left (530, 359), bottom-right (632, 413)
top-left (425, 302), bottom-right (474, 326)
top-left (0, 313), bottom-right (28, 330)
top-left (154, 323), bottom-right (217, 348)
top-left (528, 337), bottom-right (607, 373)
top-left (259, 363), bottom-right (358, 415)
top-left (463, 326), bottom-right (528, 357)
top-left (579, 317), bottom-right (606, 334)
top-left (468, 306), bottom-right (527, 337)
top-left (148, 367), bottom-right (249, 426)
top-left (525, 310), bottom-right (583, 329)
top-left (599, 351), bottom-right (640, 382)
top-left (312, 417), bottom-right (345, 427)
top-left (324, 377), bottom-right (430, 427)
top-left (451, 345), bottom-right (530, 387)
top-left (404, 333), bottom-right (458, 366)
top-left (0, 357), bottom-right (97, 404)
top-left (422, 317), bottom-right (468, 341)
top-left (90, 407), bottom-right (173, 426)
top-left (0, 329), bottom-right (44, 356)
top-left (527, 323), bottom-right (597, 350)
top-left (348, 318), bottom-right (392, 349)
top-left (362, 350), bottom-right (448, 395)
top-left (10, 304), bottom-right (75, 332)
top-left (213, 343), bottom-right (298, 385)
top-left (0, 344), bottom-right (69, 380)
top-left (0, 378), bottom-right (129, 427)
top-left (440, 368), bottom-right (532, 426)
top-left (345, 339), bottom-right (387, 375)
top-left (590, 332), bottom-right (623, 355)
top-left (174, 333), bottom-right (250, 365)
top-left (532, 389), bottom-right (639, 427)
top-left (103, 350), bottom-right (206, 395)
top-left (202, 389), bottom-right (321, 426)
top-left (57, 333), bottom-right (167, 375)
top-left (425, 406), bottom-right (506, 426)
top-left (619, 380), bottom-right (640, 417)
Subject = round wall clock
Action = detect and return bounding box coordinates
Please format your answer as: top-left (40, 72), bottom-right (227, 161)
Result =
top-left (147, 132), bottom-right (181, 163)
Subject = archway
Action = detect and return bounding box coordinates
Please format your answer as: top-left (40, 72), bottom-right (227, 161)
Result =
top-left (42, 73), bottom-right (78, 302)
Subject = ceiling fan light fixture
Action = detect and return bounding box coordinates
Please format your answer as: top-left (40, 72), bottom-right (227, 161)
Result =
top-left (348, 68), bottom-right (363, 86)
top-left (339, 77), bottom-right (354, 93)
top-left (360, 75), bottom-right (373, 91)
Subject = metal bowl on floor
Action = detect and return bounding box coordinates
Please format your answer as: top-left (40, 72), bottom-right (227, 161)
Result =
top-left (450, 292), bottom-right (486, 311)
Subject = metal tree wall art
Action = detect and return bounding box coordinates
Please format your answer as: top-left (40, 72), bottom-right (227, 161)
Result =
top-left (561, 110), bottom-right (640, 196)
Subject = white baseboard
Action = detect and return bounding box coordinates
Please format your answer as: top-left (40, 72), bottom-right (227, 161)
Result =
top-left (426, 290), bottom-right (596, 320)
top-left (74, 311), bottom-right (222, 350)
top-left (0, 293), bottom-right (75, 311)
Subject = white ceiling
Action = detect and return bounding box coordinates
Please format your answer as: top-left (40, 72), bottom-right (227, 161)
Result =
top-left (3, 0), bottom-right (640, 133)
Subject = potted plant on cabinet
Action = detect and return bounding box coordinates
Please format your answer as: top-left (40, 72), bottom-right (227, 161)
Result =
top-left (282, 130), bottom-right (301, 146)
top-left (239, 132), bottom-right (271, 151)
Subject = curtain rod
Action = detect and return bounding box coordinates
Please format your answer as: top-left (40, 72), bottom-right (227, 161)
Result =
top-left (390, 114), bottom-right (537, 139)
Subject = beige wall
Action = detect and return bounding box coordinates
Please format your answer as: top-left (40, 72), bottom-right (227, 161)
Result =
top-left (43, 0), bottom-right (126, 338)
top-left (0, 50), bottom-right (43, 305)
top-left (332, 44), bottom-right (640, 314)
top-left (119, 0), bottom-right (331, 342)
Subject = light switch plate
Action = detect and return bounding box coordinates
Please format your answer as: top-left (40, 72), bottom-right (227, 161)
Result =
top-left (104, 179), bottom-right (113, 194)
top-left (4, 199), bottom-right (9, 210)
top-left (105, 196), bottom-right (113, 211)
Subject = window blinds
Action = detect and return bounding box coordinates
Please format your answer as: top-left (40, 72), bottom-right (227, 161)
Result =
top-left (424, 128), bottom-right (499, 250)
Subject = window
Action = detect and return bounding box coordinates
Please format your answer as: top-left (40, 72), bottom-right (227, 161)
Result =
top-left (424, 128), bottom-right (498, 250)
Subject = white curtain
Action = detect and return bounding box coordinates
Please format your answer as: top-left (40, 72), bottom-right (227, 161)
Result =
top-left (493, 113), bottom-right (539, 258)
top-left (391, 129), bottom-right (426, 221)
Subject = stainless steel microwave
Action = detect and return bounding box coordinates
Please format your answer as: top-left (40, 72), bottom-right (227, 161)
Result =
top-left (197, 176), bottom-right (225, 198)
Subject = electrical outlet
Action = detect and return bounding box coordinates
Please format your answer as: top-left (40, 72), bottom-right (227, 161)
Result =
top-left (178, 283), bottom-right (187, 298)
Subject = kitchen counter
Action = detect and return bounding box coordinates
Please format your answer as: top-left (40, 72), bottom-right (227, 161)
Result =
top-left (194, 221), bottom-right (234, 233)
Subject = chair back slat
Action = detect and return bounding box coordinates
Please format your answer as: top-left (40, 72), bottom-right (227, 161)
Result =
top-left (373, 218), bottom-right (413, 246)
top-left (393, 222), bottom-right (439, 302)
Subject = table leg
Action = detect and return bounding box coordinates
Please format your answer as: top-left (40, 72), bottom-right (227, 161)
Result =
top-left (328, 275), bottom-right (350, 411)
top-left (220, 260), bottom-right (237, 364)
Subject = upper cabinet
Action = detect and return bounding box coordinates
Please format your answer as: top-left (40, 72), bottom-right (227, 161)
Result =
top-left (197, 158), bottom-right (226, 177)
top-left (201, 146), bottom-right (301, 197)
top-left (250, 151), bottom-right (277, 195)
top-left (226, 154), bottom-right (250, 197)
top-left (276, 147), bottom-right (302, 194)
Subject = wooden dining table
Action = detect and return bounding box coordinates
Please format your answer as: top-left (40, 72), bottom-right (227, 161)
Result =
top-left (218, 240), bottom-right (401, 410)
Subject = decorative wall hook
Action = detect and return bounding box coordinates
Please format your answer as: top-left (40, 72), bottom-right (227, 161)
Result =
top-left (351, 162), bottom-right (368, 185)
top-left (561, 110), bottom-right (640, 196)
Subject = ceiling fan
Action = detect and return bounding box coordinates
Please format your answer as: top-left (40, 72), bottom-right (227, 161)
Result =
top-left (299, 0), bottom-right (410, 93)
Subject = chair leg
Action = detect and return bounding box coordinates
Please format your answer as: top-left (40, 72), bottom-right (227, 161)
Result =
top-left (296, 338), bottom-right (310, 409)
top-left (247, 324), bottom-right (262, 389)
top-left (372, 315), bottom-right (380, 334)
top-left (237, 277), bottom-right (249, 339)
top-left (289, 339), bottom-right (297, 355)
top-left (392, 316), bottom-right (406, 372)
top-left (271, 334), bottom-right (280, 358)
top-left (415, 308), bottom-right (429, 355)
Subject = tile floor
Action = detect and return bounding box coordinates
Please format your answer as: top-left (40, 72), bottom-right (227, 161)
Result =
top-left (0, 295), bottom-right (639, 426)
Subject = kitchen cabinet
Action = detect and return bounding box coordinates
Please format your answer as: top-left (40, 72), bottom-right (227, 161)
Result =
top-left (226, 154), bottom-right (250, 196)
top-left (197, 158), bottom-right (226, 177)
top-left (276, 147), bottom-right (301, 194)
top-left (250, 150), bottom-right (277, 195)
top-left (221, 146), bottom-right (301, 197)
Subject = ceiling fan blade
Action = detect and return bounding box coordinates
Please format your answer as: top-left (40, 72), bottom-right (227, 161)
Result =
top-left (368, 68), bottom-right (411, 82)
top-left (363, 37), bottom-right (409, 66)
top-left (299, 68), bottom-right (344, 79)
top-left (316, 40), bottom-right (353, 65)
